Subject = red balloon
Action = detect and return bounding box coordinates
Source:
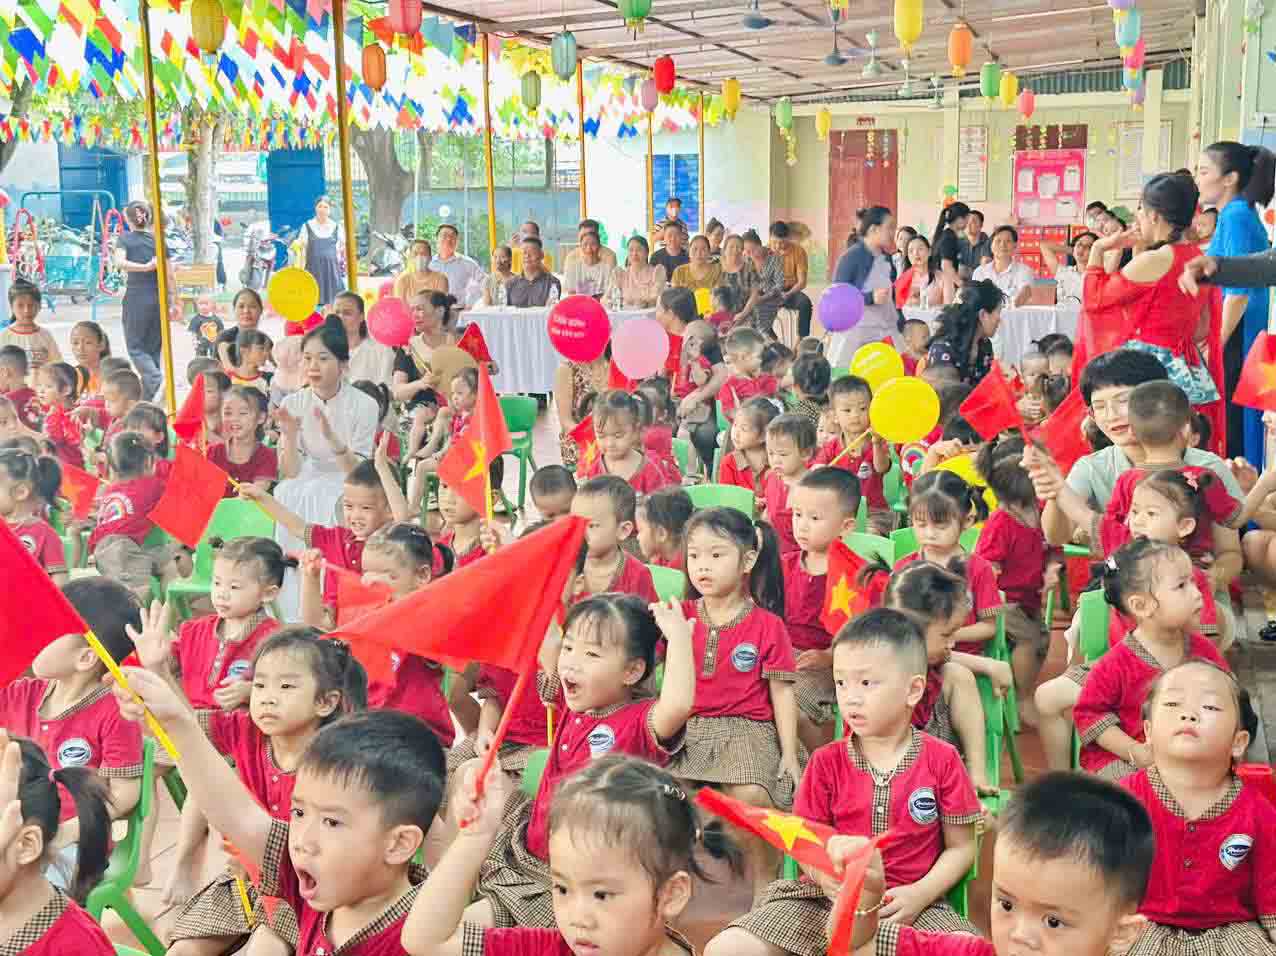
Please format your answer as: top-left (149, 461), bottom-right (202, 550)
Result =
top-left (548, 295), bottom-right (611, 363)
top-left (367, 297), bottom-right (414, 347)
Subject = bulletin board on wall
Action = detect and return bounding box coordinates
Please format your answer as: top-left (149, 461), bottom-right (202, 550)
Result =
top-left (1115, 121), bottom-right (1172, 198)
top-left (957, 126), bottom-right (988, 202)
top-left (1012, 148), bottom-right (1087, 225)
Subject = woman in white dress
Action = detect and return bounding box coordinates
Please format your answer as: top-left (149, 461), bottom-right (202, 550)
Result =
top-left (272, 315), bottom-right (379, 617)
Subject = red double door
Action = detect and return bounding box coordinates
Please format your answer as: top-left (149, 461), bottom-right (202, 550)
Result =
top-left (827, 129), bottom-right (899, 280)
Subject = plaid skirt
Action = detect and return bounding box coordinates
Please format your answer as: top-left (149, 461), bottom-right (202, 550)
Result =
top-left (442, 736), bottom-right (539, 816)
top-left (729, 877), bottom-right (977, 956)
top-left (1125, 920), bottom-right (1276, 956)
top-left (1096, 757), bottom-right (1139, 782)
top-left (477, 792), bottom-right (557, 929)
top-left (169, 868), bottom-right (299, 945)
top-left (671, 715), bottom-right (804, 809)
top-left (795, 668), bottom-right (837, 726)
top-left (1064, 662), bottom-right (1092, 687)
top-left (1003, 604), bottom-right (1046, 653)
top-left (924, 691), bottom-right (958, 750)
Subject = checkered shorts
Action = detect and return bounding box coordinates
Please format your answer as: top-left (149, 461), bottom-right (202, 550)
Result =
top-left (170, 869), bottom-right (299, 945)
top-left (1064, 661), bottom-right (1092, 687)
top-left (1096, 757), bottom-right (1140, 782)
top-left (442, 736), bottom-right (539, 817)
top-left (477, 793), bottom-right (557, 929)
top-left (795, 667), bottom-right (837, 726)
top-left (1124, 920), bottom-right (1276, 956)
top-left (924, 692), bottom-right (957, 750)
top-left (670, 715), bottom-right (805, 809)
top-left (729, 877), bottom-right (976, 956)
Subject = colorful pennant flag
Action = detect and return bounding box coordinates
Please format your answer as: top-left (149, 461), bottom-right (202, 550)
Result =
top-left (821, 539), bottom-right (868, 636)
top-left (1233, 332), bottom-right (1276, 412)
top-left (148, 445), bottom-right (228, 549)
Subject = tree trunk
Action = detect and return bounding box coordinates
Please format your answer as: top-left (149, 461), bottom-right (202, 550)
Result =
top-left (350, 128), bottom-right (413, 254)
top-left (183, 108), bottom-right (223, 264)
top-left (0, 80), bottom-right (35, 177)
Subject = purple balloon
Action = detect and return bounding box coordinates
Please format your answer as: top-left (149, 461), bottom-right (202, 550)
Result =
top-left (818, 283), bottom-right (866, 332)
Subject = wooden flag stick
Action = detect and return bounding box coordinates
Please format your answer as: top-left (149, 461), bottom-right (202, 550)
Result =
top-left (226, 476), bottom-right (276, 522)
top-left (826, 430), bottom-right (873, 468)
top-left (234, 875), bottom-right (256, 927)
top-left (84, 629), bottom-right (180, 761)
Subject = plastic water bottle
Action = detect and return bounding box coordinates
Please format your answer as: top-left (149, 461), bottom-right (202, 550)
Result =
top-left (546, 282), bottom-right (560, 308)
top-left (495, 279), bottom-right (507, 308)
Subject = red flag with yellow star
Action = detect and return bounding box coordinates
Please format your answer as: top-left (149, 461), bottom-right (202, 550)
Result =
top-left (60, 461), bottom-right (101, 520)
top-left (959, 362), bottom-right (1027, 442)
top-left (1233, 332), bottom-right (1276, 412)
top-left (821, 539), bottom-right (868, 635)
top-left (570, 415), bottom-right (599, 476)
top-left (436, 365), bottom-right (512, 515)
top-left (172, 374), bottom-right (206, 449)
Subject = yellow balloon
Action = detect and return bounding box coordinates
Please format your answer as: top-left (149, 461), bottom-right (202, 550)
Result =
top-left (850, 342), bottom-right (906, 393)
top-left (869, 378), bottom-right (939, 444)
top-left (935, 454), bottom-right (999, 510)
top-left (693, 287), bottom-right (712, 316)
top-left (267, 267), bottom-right (320, 324)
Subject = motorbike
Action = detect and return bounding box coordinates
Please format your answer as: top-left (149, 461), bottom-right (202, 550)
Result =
top-left (366, 230), bottom-right (409, 277)
top-left (239, 220), bottom-right (293, 290)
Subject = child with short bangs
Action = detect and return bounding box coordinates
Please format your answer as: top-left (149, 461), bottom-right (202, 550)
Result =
top-left (230, 329), bottom-right (273, 393)
top-left (846, 772), bottom-right (1154, 956)
top-left (1120, 660), bottom-right (1276, 955)
top-left (463, 593), bottom-right (695, 928)
top-left (529, 464), bottom-right (576, 522)
top-left (762, 413), bottom-right (818, 555)
top-left (637, 378), bottom-right (681, 484)
top-left (719, 327), bottom-right (779, 421)
top-left (813, 375), bottom-right (893, 536)
top-left (0, 446), bottom-right (66, 584)
top-left (0, 345), bottom-right (39, 429)
top-left (121, 401), bottom-right (173, 478)
top-left (719, 396), bottom-right (780, 494)
top-left (0, 279), bottom-right (61, 372)
top-left (209, 385), bottom-right (277, 496)
top-left (1074, 539), bottom-right (1228, 780)
top-left (90, 431), bottom-right (170, 600)
top-left (409, 755), bottom-right (739, 956)
top-left (782, 468), bottom-right (861, 752)
top-left (579, 390), bottom-right (672, 493)
top-left (672, 320), bottom-right (719, 454)
top-left (635, 485), bottom-right (693, 570)
top-left (569, 476), bottom-right (659, 603)
top-left (708, 609), bottom-right (980, 956)
top-left (36, 362), bottom-right (84, 468)
top-left (109, 670), bottom-right (447, 956)
top-left (900, 317), bottom-right (930, 376)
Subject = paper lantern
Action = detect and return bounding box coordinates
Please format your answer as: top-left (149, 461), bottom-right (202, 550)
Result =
top-left (1132, 83), bottom-right (1146, 106)
top-left (1115, 7), bottom-right (1141, 52)
top-left (618, 0), bottom-right (652, 33)
top-left (640, 78), bottom-right (659, 112)
top-left (998, 71), bottom-right (1019, 107)
top-left (190, 0), bottom-right (225, 53)
top-left (387, 0), bottom-right (422, 36)
top-left (775, 97), bottom-right (793, 130)
top-left (551, 31), bottom-right (578, 81)
top-left (1123, 66), bottom-right (1143, 90)
top-left (816, 107), bottom-right (832, 140)
top-left (654, 55), bottom-right (676, 93)
top-left (947, 22), bottom-right (973, 77)
top-left (894, 0), bottom-right (923, 55)
top-left (522, 71), bottom-right (542, 111)
top-left (723, 78), bottom-right (742, 118)
top-left (1125, 35), bottom-right (1146, 69)
top-left (362, 44), bottom-right (386, 91)
top-left (979, 61), bottom-right (1001, 99)
top-left (1017, 88), bottom-right (1035, 119)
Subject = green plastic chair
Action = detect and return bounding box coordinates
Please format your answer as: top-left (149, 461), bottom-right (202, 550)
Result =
top-left (830, 366), bottom-right (850, 381)
top-left (648, 565), bottom-right (687, 602)
top-left (166, 499), bottom-right (276, 619)
top-left (671, 437), bottom-right (693, 478)
top-left (520, 748), bottom-right (551, 797)
top-left (498, 395), bottom-right (538, 511)
top-left (715, 401), bottom-right (729, 434)
top-left (87, 739), bottom-right (164, 956)
top-left (989, 613), bottom-right (1024, 784)
top-left (117, 948), bottom-right (151, 956)
top-left (889, 526), bottom-right (981, 563)
top-left (1071, 590), bottom-right (1112, 769)
top-left (843, 531), bottom-right (893, 566)
top-left (854, 495), bottom-right (868, 532)
top-left (883, 462), bottom-right (908, 515)
top-left (686, 483), bottom-right (755, 517)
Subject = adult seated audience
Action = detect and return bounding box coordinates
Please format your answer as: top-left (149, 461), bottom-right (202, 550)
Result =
top-left (507, 237), bottom-right (563, 307)
top-left (608, 236), bottom-right (667, 308)
top-left (480, 244), bottom-right (515, 306)
top-left (973, 225), bottom-right (1036, 307)
top-left (393, 238), bottom-right (449, 300)
top-left (563, 231), bottom-right (611, 297)
top-left (770, 221), bottom-right (813, 338)
top-left (924, 278), bottom-right (1004, 386)
top-left (704, 217), bottom-right (726, 259)
top-left (391, 291), bottom-right (458, 404)
top-left (333, 290), bottom-right (395, 384)
top-left (1041, 231), bottom-right (1097, 307)
top-left (740, 229), bottom-right (785, 337)
top-left (562, 219), bottom-right (618, 272)
top-left (430, 224), bottom-right (484, 305)
top-left (958, 209), bottom-right (991, 275)
top-left (650, 223), bottom-right (690, 276)
top-left (671, 235), bottom-right (723, 303)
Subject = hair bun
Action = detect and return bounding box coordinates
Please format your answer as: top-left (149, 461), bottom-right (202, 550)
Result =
top-left (208, 536), bottom-right (226, 550)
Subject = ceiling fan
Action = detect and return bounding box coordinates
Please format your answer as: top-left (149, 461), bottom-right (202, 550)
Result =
top-left (861, 29), bottom-right (882, 76)
top-left (789, 11), bottom-right (872, 66)
top-left (738, 0), bottom-right (821, 30)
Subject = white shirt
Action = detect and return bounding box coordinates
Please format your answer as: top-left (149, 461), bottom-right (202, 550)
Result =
top-left (430, 254), bottom-right (484, 303)
top-left (1054, 265), bottom-right (1084, 307)
top-left (346, 336), bottom-right (396, 386)
top-left (282, 382), bottom-right (378, 473)
top-left (972, 259), bottom-right (1036, 304)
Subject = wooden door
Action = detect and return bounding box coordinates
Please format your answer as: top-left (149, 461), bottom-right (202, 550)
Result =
top-left (827, 130), bottom-right (899, 279)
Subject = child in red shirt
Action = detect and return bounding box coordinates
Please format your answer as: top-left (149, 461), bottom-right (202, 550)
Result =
top-left (635, 485), bottom-right (693, 571)
top-left (717, 326), bottom-right (778, 421)
top-left (718, 396), bottom-right (779, 494)
top-left (1075, 539), bottom-right (1228, 780)
top-left (717, 608), bottom-right (980, 951)
top-left (0, 345), bottom-right (40, 430)
top-left (761, 413), bottom-right (817, 555)
top-left (569, 476), bottom-right (659, 604)
top-left (1121, 660), bottom-right (1276, 954)
top-left (813, 375), bottom-right (893, 536)
top-left (467, 592), bottom-right (694, 927)
top-left (579, 389), bottom-right (672, 494)
top-left (674, 506), bottom-right (801, 901)
top-left (438, 470), bottom-right (487, 570)
top-left (0, 446), bottom-right (67, 585)
top-left (0, 734), bottom-right (116, 953)
top-left (636, 379), bottom-right (681, 485)
top-left (209, 385), bottom-right (278, 497)
top-left (36, 362), bottom-right (84, 470)
top-left (89, 431), bottom-right (169, 601)
top-left (411, 366), bottom-right (478, 474)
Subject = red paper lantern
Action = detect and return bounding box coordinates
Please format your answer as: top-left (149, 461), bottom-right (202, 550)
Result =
top-left (387, 0), bottom-right (422, 36)
top-left (653, 55), bottom-right (675, 94)
top-left (362, 44), bottom-right (386, 91)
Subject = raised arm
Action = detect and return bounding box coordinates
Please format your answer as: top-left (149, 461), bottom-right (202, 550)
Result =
top-left (237, 483), bottom-right (307, 540)
top-left (649, 600), bottom-right (696, 742)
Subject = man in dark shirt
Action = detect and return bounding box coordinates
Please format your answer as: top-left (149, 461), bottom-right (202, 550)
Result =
top-left (655, 197), bottom-right (685, 236)
top-left (506, 237), bottom-right (562, 308)
top-left (957, 209), bottom-right (991, 276)
top-left (650, 223), bottom-right (690, 276)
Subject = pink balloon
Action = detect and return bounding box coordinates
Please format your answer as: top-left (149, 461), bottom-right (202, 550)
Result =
top-left (548, 295), bottom-right (611, 362)
top-left (367, 296), bottom-right (414, 347)
top-left (378, 280), bottom-right (395, 300)
top-left (611, 317), bottom-right (670, 380)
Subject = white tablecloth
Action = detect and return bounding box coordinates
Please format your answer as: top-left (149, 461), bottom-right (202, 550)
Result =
top-left (466, 307), bottom-right (657, 394)
top-left (903, 305), bottom-right (1080, 369)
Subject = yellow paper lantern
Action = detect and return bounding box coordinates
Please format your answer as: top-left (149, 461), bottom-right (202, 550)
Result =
top-left (893, 0), bottom-right (924, 57)
top-left (723, 78), bottom-right (742, 119)
top-left (869, 378), bottom-right (939, 444)
top-left (816, 107), bottom-right (832, 141)
top-left (947, 22), bottom-right (973, 77)
top-left (998, 71), bottom-right (1019, 107)
top-left (190, 0), bottom-right (226, 53)
top-left (849, 342), bottom-right (905, 393)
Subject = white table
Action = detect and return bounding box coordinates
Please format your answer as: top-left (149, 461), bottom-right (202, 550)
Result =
top-left (903, 305), bottom-right (1080, 369)
top-left (466, 306), bottom-right (657, 394)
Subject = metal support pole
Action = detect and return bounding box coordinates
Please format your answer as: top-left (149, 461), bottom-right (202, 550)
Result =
top-left (577, 61), bottom-right (587, 219)
top-left (698, 91), bottom-right (706, 231)
top-left (646, 113), bottom-right (655, 240)
top-left (481, 33), bottom-right (498, 256)
top-left (331, 0), bottom-right (359, 289)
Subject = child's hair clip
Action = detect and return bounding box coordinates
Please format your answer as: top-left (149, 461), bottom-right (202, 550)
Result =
top-left (661, 782), bottom-right (687, 802)
top-left (1183, 472), bottom-right (1199, 491)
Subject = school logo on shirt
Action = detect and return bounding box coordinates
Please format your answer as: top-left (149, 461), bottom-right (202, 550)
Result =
top-left (908, 787), bottom-right (939, 826)
top-left (1219, 834), bottom-right (1253, 870)
top-left (857, 461), bottom-right (873, 481)
top-left (57, 738), bottom-right (93, 768)
top-left (226, 659), bottom-right (252, 680)
top-left (731, 643), bottom-right (759, 673)
top-left (588, 724), bottom-right (616, 757)
top-left (390, 651), bottom-right (402, 673)
top-left (18, 533), bottom-right (36, 556)
top-left (97, 491), bottom-right (135, 527)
